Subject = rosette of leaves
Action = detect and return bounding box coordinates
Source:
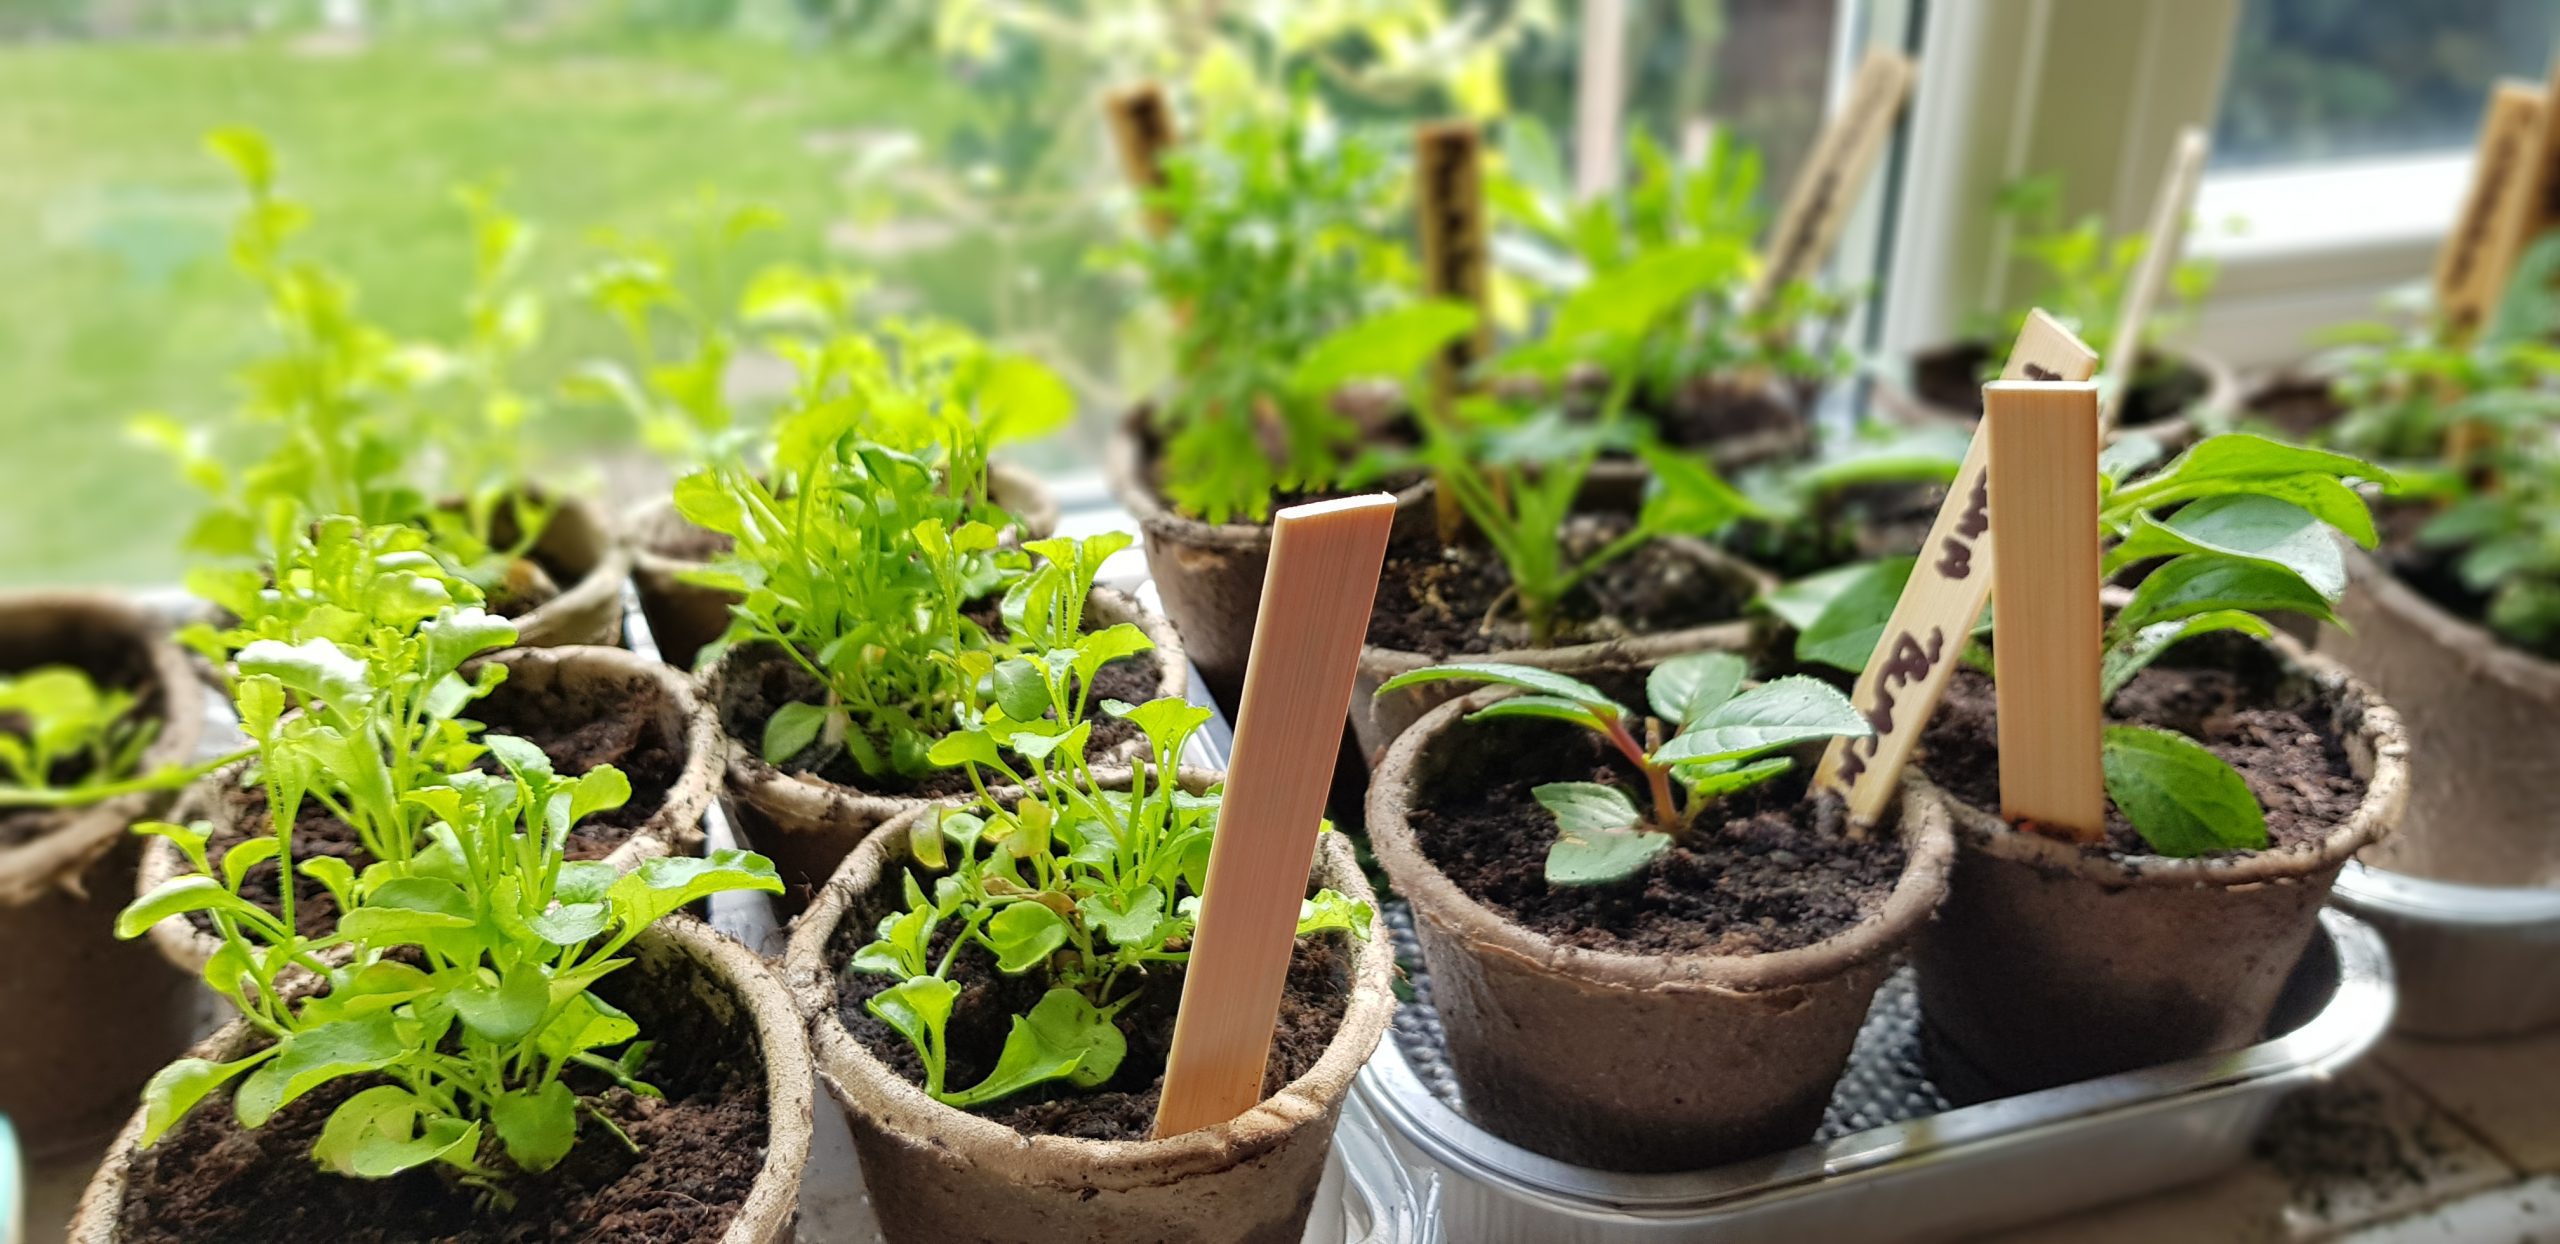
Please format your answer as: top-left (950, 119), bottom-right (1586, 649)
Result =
top-left (851, 695), bottom-right (1370, 1108)
top-left (1113, 89), bottom-right (1406, 525)
top-left (1786, 433), bottom-right (2391, 857)
top-left (116, 741), bottom-right (780, 1187)
top-left (1970, 173), bottom-right (2218, 374)
top-left (1491, 120), bottom-right (1855, 407)
top-left (127, 128), bottom-right (560, 599)
top-left (1376, 652), bottom-right (1869, 884)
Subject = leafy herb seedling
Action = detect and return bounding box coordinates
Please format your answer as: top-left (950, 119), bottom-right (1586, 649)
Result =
top-left (0, 665), bottom-right (243, 811)
top-left (1971, 174), bottom-right (2217, 376)
top-left (1374, 653), bottom-right (1868, 884)
top-left (118, 742), bottom-right (780, 1186)
top-left (850, 696), bottom-right (1371, 1107)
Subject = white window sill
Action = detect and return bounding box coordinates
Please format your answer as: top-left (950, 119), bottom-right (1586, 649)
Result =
top-left (2190, 151), bottom-right (2467, 265)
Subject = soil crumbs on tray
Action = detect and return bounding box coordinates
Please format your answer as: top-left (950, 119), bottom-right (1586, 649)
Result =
top-left (835, 913), bottom-right (1353, 1141)
top-left (115, 944), bottom-right (768, 1243)
top-left (1368, 515), bottom-right (1752, 657)
top-left (1919, 663), bottom-right (2367, 855)
top-left (1406, 720), bottom-right (1905, 955)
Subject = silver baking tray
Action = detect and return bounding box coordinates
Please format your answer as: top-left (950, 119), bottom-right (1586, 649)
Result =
top-left (2330, 860), bottom-right (2560, 1039)
top-left (1356, 908), bottom-right (2393, 1244)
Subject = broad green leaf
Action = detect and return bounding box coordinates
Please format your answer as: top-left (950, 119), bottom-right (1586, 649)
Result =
top-left (481, 733), bottom-right (553, 783)
top-left (1648, 651), bottom-right (1748, 727)
top-left (1762, 560), bottom-right (1890, 632)
top-left (941, 988), bottom-right (1125, 1105)
top-left (490, 1079), bottom-right (579, 1173)
top-left (137, 1050), bottom-right (276, 1147)
top-left (1654, 677), bottom-right (1870, 766)
top-left (1293, 300), bottom-right (1480, 393)
top-left (761, 701), bottom-right (829, 766)
top-left (314, 1085), bottom-right (481, 1179)
top-left (608, 848), bottom-right (783, 931)
top-left (2101, 725), bottom-right (2269, 857)
top-left (865, 976), bottom-right (958, 1060)
top-left (1794, 557), bottom-right (1917, 673)
top-left (2100, 611), bottom-right (2275, 700)
top-left (2111, 495), bottom-right (2347, 600)
top-left (1544, 823), bottom-right (1672, 886)
top-left (1461, 694), bottom-right (1610, 731)
top-left (1373, 662), bottom-right (1618, 717)
top-left (116, 876), bottom-right (278, 941)
top-left (1637, 444), bottom-right (1757, 536)
top-left (1070, 624), bottom-right (1155, 687)
top-left (990, 658), bottom-right (1051, 721)
top-left (537, 991), bottom-right (640, 1063)
top-left (418, 607), bottom-right (519, 678)
top-left (451, 961), bottom-right (550, 1043)
top-left (926, 728), bottom-right (1002, 769)
top-left (220, 836), bottom-right (280, 894)
top-left (671, 471), bottom-right (744, 538)
top-left (1530, 782), bottom-right (1642, 834)
top-left (985, 900), bottom-right (1069, 972)
top-left (1672, 756), bottom-right (1796, 804)
top-left (236, 637), bottom-right (370, 708)
top-left (235, 1016), bottom-right (407, 1127)
top-left (1074, 888), bottom-right (1164, 947)
top-left (2114, 555), bottom-right (2339, 637)
top-left (1103, 697), bottom-right (1212, 759)
top-left (980, 355), bottom-right (1077, 446)
top-left (2098, 433), bottom-right (2165, 485)
top-left (1296, 889), bottom-right (1375, 938)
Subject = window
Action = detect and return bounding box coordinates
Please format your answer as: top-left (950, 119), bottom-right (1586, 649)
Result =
top-left (2215, 0), bottom-right (2560, 170)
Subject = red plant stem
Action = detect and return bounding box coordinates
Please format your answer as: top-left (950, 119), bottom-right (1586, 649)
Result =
top-left (1602, 715), bottom-right (1681, 836)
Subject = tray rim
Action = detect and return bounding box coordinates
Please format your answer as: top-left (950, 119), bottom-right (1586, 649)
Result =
top-left (1354, 908), bottom-right (2393, 1219)
top-left (2333, 859), bottom-right (2560, 929)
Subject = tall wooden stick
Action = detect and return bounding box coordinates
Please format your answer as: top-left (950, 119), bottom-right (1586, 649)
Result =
top-left (1818, 310), bottom-right (2098, 827)
top-left (1750, 48), bottom-right (1917, 311)
top-left (2097, 127), bottom-right (2208, 436)
top-left (1105, 82), bottom-right (1178, 240)
top-left (1416, 121), bottom-right (1492, 546)
top-left (1572, 0), bottom-right (1629, 202)
top-left (1986, 380), bottom-right (2105, 842)
top-left (1154, 495), bottom-right (1397, 1138)
top-left (2436, 80), bottom-right (2547, 340)
top-left (2475, 52), bottom-right (2560, 329)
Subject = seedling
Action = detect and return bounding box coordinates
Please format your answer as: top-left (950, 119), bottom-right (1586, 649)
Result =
top-left (1374, 653), bottom-right (1869, 884)
top-left (1972, 173), bottom-right (2218, 378)
top-left (0, 666), bottom-right (242, 811)
top-left (849, 697), bottom-right (1370, 1108)
top-left (118, 743), bottom-right (779, 1186)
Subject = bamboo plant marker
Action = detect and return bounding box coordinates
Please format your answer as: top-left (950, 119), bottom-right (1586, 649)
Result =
top-left (2097, 127), bottom-right (2209, 436)
top-left (1984, 380), bottom-right (2106, 841)
top-left (1817, 310), bottom-right (2098, 829)
top-left (1750, 48), bottom-right (1917, 311)
top-left (1416, 120), bottom-right (1492, 542)
top-left (1105, 82), bottom-right (1179, 239)
top-left (2476, 52), bottom-right (2560, 326)
top-left (2436, 80), bottom-right (2547, 340)
top-left (1154, 494), bottom-right (1397, 1138)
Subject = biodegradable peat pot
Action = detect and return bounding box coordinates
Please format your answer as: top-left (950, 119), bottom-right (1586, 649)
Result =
top-left (1366, 688), bottom-right (1957, 1172)
top-left (702, 586), bottom-right (1185, 897)
top-left (0, 594), bottom-right (205, 1157)
top-left (785, 769), bottom-right (1396, 1244)
top-left (2319, 544), bottom-right (2560, 888)
top-left (477, 492), bottom-right (634, 649)
top-left (139, 643), bottom-right (716, 975)
top-left (627, 463), bottom-right (1059, 672)
top-left (69, 914), bottom-right (811, 1244)
top-left (1106, 408), bottom-right (1435, 708)
top-left (1878, 339), bottom-right (2236, 449)
top-left (1911, 641), bottom-right (2409, 1100)
top-left (1353, 527), bottom-right (1775, 761)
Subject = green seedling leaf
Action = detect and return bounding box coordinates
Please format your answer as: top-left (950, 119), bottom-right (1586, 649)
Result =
top-left (865, 977), bottom-right (958, 1065)
top-left (2101, 724), bottom-right (2269, 857)
top-left (451, 961), bottom-right (550, 1044)
top-left (1293, 300), bottom-right (1480, 393)
top-left (1103, 697), bottom-right (1212, 759)
top-left (138, 1050), bottom-right (276, 1147)
top-left (2111, 495), bottom-right (2348, 600)
top-left (1532, 781), bottom-right (1670, 886)
top-left (1463, 695), bottom-right (1612, 732)
top-left (490, 1079), bottom-right (579, 1173)
top-left (116, 876), bottom-right (280, 941)
top-left (1672, 756), bottom-right (1796, 803)
top-left (943, 988), bottom-right (1126, 1105)
top-left (235, 1015), bottom-right (408, 1127)
top-left (2115, 555), bottom-right (2339, 636)
top-left (1295, 890), bottom-right (1375, 938)
top-left (1654, 677), bottom-right (1870, 766)
top-left (990, 658), bottom-right (1051, 722)
top-left (986, 899), bottom-right (1069, 972)
top-left (926, 728), bottom-right (1003, 769)
top-left (1374, 662), bottom-right (1618, 717)
top-left (1647, 651), bottom-right (1748, 728)
top-left (761, 701), bottom-right (830, 766)
top-left (608, 848), bottom-right (784, 931)
top-left (315, 1085), bottom-right (481, 1179)
top-left (2101, 611), bottom-right (2275, 701)
top-left (1794, 557), bottom-right (1916, 673)
top-left (1075, 888), bottom-right (1165, 947)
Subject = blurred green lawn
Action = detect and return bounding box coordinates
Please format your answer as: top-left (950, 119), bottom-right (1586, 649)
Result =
top-left (0, 34), bottom-right (986, 588)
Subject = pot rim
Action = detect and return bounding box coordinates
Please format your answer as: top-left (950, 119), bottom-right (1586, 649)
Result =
top-left (1874, 338), bottom-right (2238, 440)
top-left (782, 764), bottom-right (1398, 1191)
top-left (1357, 535), bottom-right (1776, 679)
top-left (1365, 685), bottom-right (1958, 995)
top-left (700, 584), bottom-right (1187, 820)
top-left (138, 643), bottom-right (712, 974)
top-left (1105, 407), bottom-right (1432, 552)
top-left (1914, 636), bottom-right (2410, 888)
top-left (498, 491), bottom-right (636, 645)
top-left (67, 913), bottom-right (813, 1244)
top-left (0, 592), bottom-right (206, 906)
top-left (2340, 542), bottom-right (2560, 702)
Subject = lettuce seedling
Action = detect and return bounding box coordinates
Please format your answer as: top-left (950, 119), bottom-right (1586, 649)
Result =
top-left (851, 696), bottom-right (1370, 1107)
top-left (1969, 173), bottom-right (2217, 373)
top-left (1375, 653), bottom-right (1868, 884)
top-left (0, 666), bottom-right (245, 811)
top-left (117, 742), bottom-right (780, 1186)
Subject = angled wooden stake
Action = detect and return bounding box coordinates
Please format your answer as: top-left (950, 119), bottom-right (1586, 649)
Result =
top-left (1154, 494), bottom-right (1396, 1138)
top-left (1105, 82), bottom-right (1179, 239)
top-left (1986, 380), bottom-right (2105, 842)
top-left (1818, 310), bottom-right (2097, 830)
top-left (2436, 80), bottom-right (2547, 340)
top-left (2098, 127), bottom-right (2209, 436)
top-left (1751, 48), bottom-right (1917, 311)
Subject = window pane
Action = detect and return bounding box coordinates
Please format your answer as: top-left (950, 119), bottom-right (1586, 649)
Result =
top-left (2215, 0), bottom-right (2560, 169)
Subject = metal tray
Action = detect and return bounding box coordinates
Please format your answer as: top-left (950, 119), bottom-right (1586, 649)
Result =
top-left (1357, 908), bottom-right (2393, 1244)
top-left (2331, 860), bottom-right (2560, 1039)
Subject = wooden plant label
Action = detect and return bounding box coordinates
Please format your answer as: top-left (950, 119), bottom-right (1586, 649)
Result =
top-left (1105, 82), bottom-right (1179, 239)
top-left (1416, 120), bottom-right (1494, 387)
top-left (1985, 380), bottom-right (2106, 841)
top-left (2436, 80), bottom-right (2546, 339)
top-left (1155, 495), bottom-right (1397, 1138)
top-left (1751, 48), bottom-right (1917, 310)
top-left (2478, 53), bottom-right (2560, 328)
top-left (2098, 127), bottom-right (2209, 435)
top-left (1818, 310), bottom-right (2097, 827)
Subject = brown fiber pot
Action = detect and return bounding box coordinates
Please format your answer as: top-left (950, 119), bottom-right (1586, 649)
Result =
top-left (492, 493), bottom-right (634, 649)
top-left (0, 593), bottom-right (206, 1157)
top-left (2317, 545), bottom-right (2560, 887)
top-left (626, 463), bottom-right (1059, 673)
top-left (783, 768), bottom-right (1395, 1244)
top-left (1912, 645), bottom-right (2409, 1100)
top-left (1352, 538), bottom-right (1776, 762)
top-left (1874, 340), bottom-right (2236, 451)
top-left (138, 643), bottom-right (717, 976)
top-left (68, 913), bottom-right (813, 1244)
top-left (700, 586), bottom-right (1185, 897)
top-left (1365, 688), bottom-right (1956, 1171)
top-left (1105, 409), bottom-right (1435, 709)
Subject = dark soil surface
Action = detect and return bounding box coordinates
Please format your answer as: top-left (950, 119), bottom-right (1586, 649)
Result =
top-left (718, 621), bottom-right (1165, 800)
top-left (1917, 652), bottom-right (2369, 856)
top-left (1402, 714), bottom-right (1906, 956)
top-left (1914, 340), bottom-right (2202, 426)
top-left (2244, 376), bottom-right (2344, 441)
top-left (1642, 375), bottom-right (1807, 451)
top-left (115, 940), bottom-right (769, 1243)
top-left (1725, 479), bottom-right (1949, 579)
top-left (0, 638), bottom-right (163, 848)
top-left (832, 880), bottom-right (1353, 1141)
top-left (1367, 515), bottom-right (1754, 657)
top-left (190, 682), bottom-right (675, 941)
